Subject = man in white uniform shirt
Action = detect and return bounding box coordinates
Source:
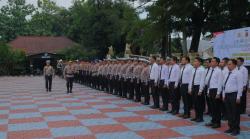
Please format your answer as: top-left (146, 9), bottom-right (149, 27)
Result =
top-left (204, 58), bottom-right (211, 115)
top-left (168, 57), bottom-right (181, 115)
top-left (188, 57), bottom-right (205, 122)
top-left (158, 58), bottom-right (169, 111)
top-left (179, 56), bottom-right (193, 119)
top-left (223, 59), bottom-right (243, 136)
top-left (237, 57), bottom-right (249, 114)
top-left (205, 57), bottom-right (223, 128)
top-left (219, 57), bottom-right (229, 120)
top-left (149, 56), bottom-right (160, 109)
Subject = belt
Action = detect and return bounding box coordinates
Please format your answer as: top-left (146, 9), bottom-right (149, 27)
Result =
top-left (225, 92), bottom-right (237, 95)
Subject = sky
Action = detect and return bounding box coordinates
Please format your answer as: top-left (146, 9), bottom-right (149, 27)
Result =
top-left (0, 0), bottom-right (148, 18)
top-left (0, 0), bottom-right (74, 8)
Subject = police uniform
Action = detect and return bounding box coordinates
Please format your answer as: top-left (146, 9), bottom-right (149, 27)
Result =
top-left (179, 63), bottom-right (193, 117)
top-left (168, 63), bottom-right (180, 114)
top-left (141, 62), bottom-right (150, 105)
top-left (189, 66), bottom-right (206, 122)
top-left (43, 64), bottom-right (54, 92)
top-left (64, 63), bottom-right (75, 93)
top-left (238, 65), bottom-right (248, 114)
top-left (206, 66), bottom-right (223, 128)
top-left (223, 68), bottom-right (243, 135)
top-left (149, 61), bottom-right (160, 108)
top-left (158, 63), bottom-right (169, 111)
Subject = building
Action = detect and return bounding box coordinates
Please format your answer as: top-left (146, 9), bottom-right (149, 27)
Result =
top-left (9, 36), bottom-right (76, 73)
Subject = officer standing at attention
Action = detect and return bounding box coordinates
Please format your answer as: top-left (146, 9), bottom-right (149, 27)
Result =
top-left (140, 60), bottom-right (150, 105)
top-left (223, 59), bottom-right (243, 136)
top-left (206, 57), bottom-right (223, 128)
top-left (237, 57), bottom-right (248, 114)
top-left (43, 60), bottom-right (55, 92)
top-left (168, 57), bottom-right (181, 115)
top-left (179, 56), bottom-right (193, 119)
top-left (158, 57), bottom-right (169, 111)
top-left (64, 61), bottom-right (75, 94)
top-left (149, 56), bottom-right (160, 109)
top-left (188, 57), bottom-right (206, 122)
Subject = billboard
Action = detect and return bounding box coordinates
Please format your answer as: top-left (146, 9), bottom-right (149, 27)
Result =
top-left (213, 27), bottom-right (250, 65)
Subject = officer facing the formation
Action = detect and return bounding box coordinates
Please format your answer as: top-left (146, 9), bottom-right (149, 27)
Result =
top-left (43, 60), bottom-right (55, 92)
top-left (223, 59), bottom-right (243, 136)
top-left (64, 61), bottom-right (75, 93)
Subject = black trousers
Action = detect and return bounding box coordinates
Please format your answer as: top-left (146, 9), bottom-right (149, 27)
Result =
top-left (169, 82), bottom-right (180, 113)
top-left (225, 92), bottom-right (240, 131)
top-left (150, 80), bottom-right (160, 108)
top-left (158, 80), bottom-right (166, 108)
top-left (45, 75), bottom-right (52, 91)
top-left (118, 78), bottom-right (123, 96)
top-left (192, 85), bottom-right (204, 120)
top-left (150, 80), bottom-right (159, 108)
top-left (66, 77), bottom-right (74, 92)
top-left (128, 78), bottom-right (135, 99)
top-left (240, 87), bottom-right (247, 114)
top-left (142, 82), bottom-right (150, 104)
top-left (135, 79), bottom-right (141, 101)
top-left (204, 85), bottom-right (211, 114)
top-left (209, 88), bottom-right (221, 125)
top-left (181, 84), bottom-right (191, 116)
top-left (122, 78), bottom-right (128, 98)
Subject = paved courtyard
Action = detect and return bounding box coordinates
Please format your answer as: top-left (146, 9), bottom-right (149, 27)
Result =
top-left (0, 76), bottom-right (250, 139)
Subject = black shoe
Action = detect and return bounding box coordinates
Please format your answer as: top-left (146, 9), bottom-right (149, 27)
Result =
top-left (143, 102), bottom-right (150, 105)
top-left (196, 119), bottom-right (204, 123)
top-left (191, 118), bottom-right (197, 121)
top-left (150, 106), bottom-right (159, 109)
top-left (183, 115), bottom-right (190, 119)
top-left (212, 124), bottom-right (221, 128)
top-left (231, 130), bottom-right (240, 136)
top-left (159, 108), bottom-right (168, 111)
top-left (224, 129), bottom-right (233, 133)
top-left (135, 99), bottom-right (140, 102)
top-left (205, 122), bottom-right (214, 126)
top-left (168, 111), bottom-right (173, 114)
top-left (172, 111), bottom-right (179, 115)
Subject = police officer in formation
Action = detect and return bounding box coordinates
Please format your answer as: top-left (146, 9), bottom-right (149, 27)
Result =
top-left (58, 55), bottom-right (248, 136)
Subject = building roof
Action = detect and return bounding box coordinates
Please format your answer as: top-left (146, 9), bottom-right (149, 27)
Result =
top-left (9, 36), bottom-right (76, 55)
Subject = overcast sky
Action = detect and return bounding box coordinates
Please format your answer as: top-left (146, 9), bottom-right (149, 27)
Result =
top-left (0, 0), bottom-right (74, 8)
top-left (0, 0), bottom-right (148, 18)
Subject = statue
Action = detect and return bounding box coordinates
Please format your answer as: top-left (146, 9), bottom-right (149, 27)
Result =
top-left (106, 45), bottom-right (114, 59)
top-left (124, 43), bottom-right (132, 58)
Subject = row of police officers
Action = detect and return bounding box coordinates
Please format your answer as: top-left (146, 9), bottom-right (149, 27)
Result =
top-left (53, 56), bottom-right (248, 136)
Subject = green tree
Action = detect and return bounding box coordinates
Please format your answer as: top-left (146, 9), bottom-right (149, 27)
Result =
top-left (0, 0), bottom-right (35, 42)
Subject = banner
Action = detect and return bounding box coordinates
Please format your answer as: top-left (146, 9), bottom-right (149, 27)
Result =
top-left (213, 27), bottom-right (250, 65)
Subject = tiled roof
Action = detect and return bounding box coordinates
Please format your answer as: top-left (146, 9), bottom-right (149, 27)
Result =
top-left (9, 36), bottom-right (75, 55)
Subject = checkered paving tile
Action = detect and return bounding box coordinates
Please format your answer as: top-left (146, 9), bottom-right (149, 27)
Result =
top-left (0, 76), bottom-right (249, 139)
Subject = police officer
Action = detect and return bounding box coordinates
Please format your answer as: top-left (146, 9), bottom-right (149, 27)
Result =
top-left (188, 57), bottom-right (205, 122)
top-left (43, 60), bottom-right (55, 92)
top-left (206, 57), bottom-right (223, 128)
top-left (149, 56), bottom-right (160, 109)
top-left (237, 57), bottom-right (248, 114)
top-left (158, 58), bottom-right (169, 111)
top-left (168, 57), bottom-right (180, 114)
top-left (223, 59), bottom-right (243, 136)
top-left (64, 61), bottom-right (75, 93)
top-left (179, 56), bottom-right (193, 118)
